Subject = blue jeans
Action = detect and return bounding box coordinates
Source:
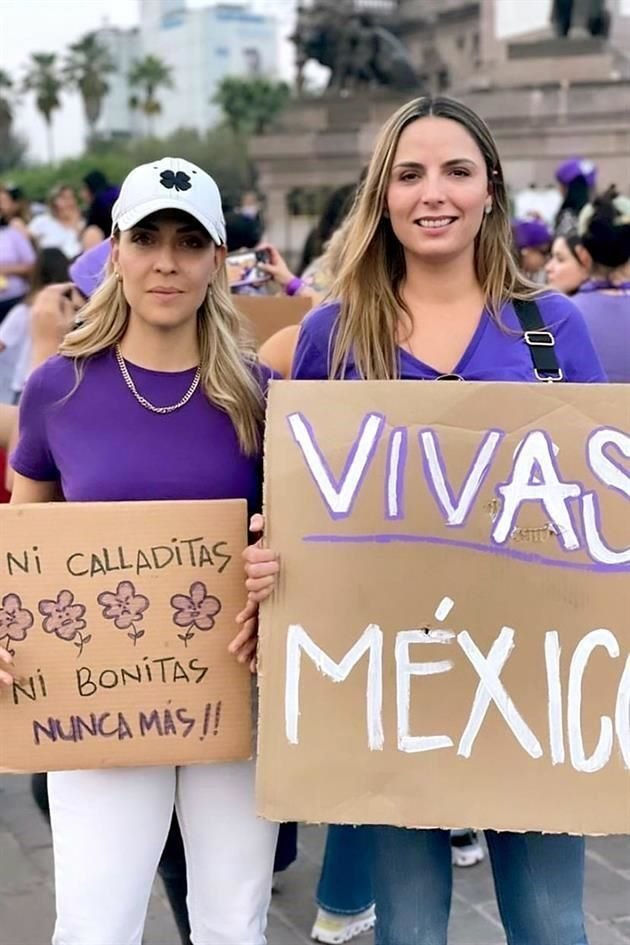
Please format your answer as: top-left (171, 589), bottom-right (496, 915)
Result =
top-left (316, 825), bottom-right (374, 915)
top-left (372, 827), bottom-right (588, 945)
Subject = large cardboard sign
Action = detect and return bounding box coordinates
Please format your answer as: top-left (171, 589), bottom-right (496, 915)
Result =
top-left (258, 382), bottom-right (630, 834)
top-left (0, 500), bottom-right (251, 772)
top-left (236, 295), bottom-right (313, 346)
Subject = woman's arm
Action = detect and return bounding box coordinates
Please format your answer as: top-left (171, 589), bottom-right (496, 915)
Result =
top-left (0, 260), bottom-right (35, 277)
top-left (10, 471), bottom-right (58, 504)
top-left (29, 282), bottom-right (77, 369)
top-left (81, 225), bottom-right (106, 250)
top-left (0, 404), bottom-right (18, 493)
top-left (257, 244), bottom-right (324, 304)
top-left (258, 325), bottom-right (301, 379)
top-left (0, 404), bottom-right (17, 451)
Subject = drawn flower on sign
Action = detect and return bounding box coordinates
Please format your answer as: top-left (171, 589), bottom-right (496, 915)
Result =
top-left (170, 581), bottom-right (221, 647)
top-left (0, 593), bottom-right (34, 656)
top-left (97, 580), bottom-right (149, 646)
top-left (38, 590), bottom-right (91, 658)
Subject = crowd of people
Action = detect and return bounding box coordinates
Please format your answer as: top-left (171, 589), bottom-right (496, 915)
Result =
top-left (0, 94), bottom-right (628, 945)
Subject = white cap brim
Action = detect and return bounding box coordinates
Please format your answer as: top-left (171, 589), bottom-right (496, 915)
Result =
top-left (114, 197), bottom-right (224, 246)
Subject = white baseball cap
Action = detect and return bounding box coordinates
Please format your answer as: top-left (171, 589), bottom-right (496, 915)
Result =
top-left (111, 157), bottom-right (226, 245)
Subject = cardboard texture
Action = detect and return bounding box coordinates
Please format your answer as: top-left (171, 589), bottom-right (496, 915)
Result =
top-left (236, 295), bottom-right (313, 346)
top-left (258, 381), bottom-right (630, 835)
top-left (0, 500), bottom-right (252, 772)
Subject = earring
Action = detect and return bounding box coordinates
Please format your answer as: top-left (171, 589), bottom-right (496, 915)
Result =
top-left (484, 204), bottom-right (492, 215)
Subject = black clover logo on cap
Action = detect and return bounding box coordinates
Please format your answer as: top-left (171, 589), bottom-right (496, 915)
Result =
top-left (159, 169), bottom-right (192, 192)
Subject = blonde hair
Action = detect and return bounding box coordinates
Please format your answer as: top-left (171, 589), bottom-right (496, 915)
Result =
top-left (330, 96), bottom-right (538, 379)
top-left (59, 252), bottom-right (265, 455)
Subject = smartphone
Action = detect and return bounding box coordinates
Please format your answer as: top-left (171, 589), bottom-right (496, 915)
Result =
top-left (226, 249), bottom-right (271, 289)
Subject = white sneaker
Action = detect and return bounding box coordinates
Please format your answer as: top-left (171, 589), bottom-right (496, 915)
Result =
top-left (451, 830), bottom-right (485, 868)
top-left (311, 905), bottom-right (376, 944)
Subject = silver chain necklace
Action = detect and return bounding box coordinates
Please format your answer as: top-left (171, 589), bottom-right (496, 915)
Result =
top-left (114, 344), bottom-right (201, 415)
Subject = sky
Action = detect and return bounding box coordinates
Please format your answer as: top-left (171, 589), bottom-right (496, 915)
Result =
top-left (2, 0), bottom-right (629, 165)
top-left (0, 0), bottom-right (298, 163)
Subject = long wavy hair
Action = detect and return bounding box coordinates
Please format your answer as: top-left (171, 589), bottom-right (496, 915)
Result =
top-left (59, 242), bottom-right (265, 455)
top-left (329, 96), bottom-right (538, 379)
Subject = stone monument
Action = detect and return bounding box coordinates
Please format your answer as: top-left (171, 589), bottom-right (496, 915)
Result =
top-left (253, 0), bottom-right (423, 256)
top-left (292, 1), bottom-right (420, 93)
top-left (251, 0), bottom-right (630, 257)
top-left (551, 0), bottom-right (610, 38)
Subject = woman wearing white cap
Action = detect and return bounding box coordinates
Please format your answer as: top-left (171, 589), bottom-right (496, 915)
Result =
top-left (1, 158), bottom-right (278, 944)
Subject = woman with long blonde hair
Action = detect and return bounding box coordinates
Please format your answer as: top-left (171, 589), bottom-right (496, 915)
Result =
top-left (1, 158), bottom-right (278, 944)
top-left (243, 97), bottom-right (605, 945)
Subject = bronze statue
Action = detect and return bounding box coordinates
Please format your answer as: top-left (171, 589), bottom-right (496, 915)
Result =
top-left (551, 0), bottom-right (610, 38)
top-left (292, 1), bottom-right (419, 94)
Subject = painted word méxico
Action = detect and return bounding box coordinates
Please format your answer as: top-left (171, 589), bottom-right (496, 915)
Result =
top-left (285, 622), bottom-right (630, 773)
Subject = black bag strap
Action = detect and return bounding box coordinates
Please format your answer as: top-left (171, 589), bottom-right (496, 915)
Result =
top-left (513, 299), bottom-right (564, 382)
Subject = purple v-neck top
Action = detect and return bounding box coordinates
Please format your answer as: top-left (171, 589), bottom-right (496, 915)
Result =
top-left (291, 292), bottom-right (606, 383)
top-left (12, 349), bottom-right (271, 513)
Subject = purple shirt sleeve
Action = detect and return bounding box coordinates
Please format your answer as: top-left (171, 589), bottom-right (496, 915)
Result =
top-left (13, 228), bottom-right (37, 266)
top-left (291, 301), bottom-right (340, 379)
top-left (10, 360), bottom-right (61, 481)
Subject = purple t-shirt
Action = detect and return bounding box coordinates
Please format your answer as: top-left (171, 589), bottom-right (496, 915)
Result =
top-left (11, 350), bottom-right (270, 514)
top-left (0, 225), bottom-right (37, 302)
top-left (292, 292), bottom-right (606, 383)
top-left (572, 288), bottom-right (630, 383)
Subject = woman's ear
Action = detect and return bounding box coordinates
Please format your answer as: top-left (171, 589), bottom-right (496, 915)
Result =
top-left (110, 239), bottom-right (120, 273)
top-left (575, 244), bottom-right (592, 272)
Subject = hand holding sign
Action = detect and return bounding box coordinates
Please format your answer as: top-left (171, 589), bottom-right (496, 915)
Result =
top-left (230, 598), bottom-right (259, 672)
top-left (0, 645), bottom-right (14, 686)
top-left (243, 514), bottom-right (279, 603)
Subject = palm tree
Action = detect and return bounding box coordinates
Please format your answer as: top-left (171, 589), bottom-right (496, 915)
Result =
top-left (23, 52), bottom-right (63, 163)
top-left (0, 68), bottom-right (27, 172)
top-left (64, 32), bottom-right (115, 144)
top-left (214, 76), bottom-right (291, 135)
top-left (0, 68), bottom-right (13, 140)
top-left (128, 55), bottom-right (174, 137)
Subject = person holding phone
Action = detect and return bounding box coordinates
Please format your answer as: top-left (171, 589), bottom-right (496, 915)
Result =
top-left (241, 96), bottom-right (604, 945)
top-left (2, 157), bottom-right (278, 945)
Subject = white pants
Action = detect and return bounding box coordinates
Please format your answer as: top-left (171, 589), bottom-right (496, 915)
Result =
top-left (48, 762), bottom-right (278, 945)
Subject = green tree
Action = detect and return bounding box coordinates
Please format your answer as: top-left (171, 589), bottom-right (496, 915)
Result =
top-left (64, 32), bottom-right (115, 145)
top-left (0, 69), bottom-right (27, 173)
top-left (0, 68), bottom-right (13, 139)
top-left (22, 52), bottom-right (63, 163)
top-left (128, 55), bottom-right (174, 137)
top-left (213, 76), bottom-right (291, 135)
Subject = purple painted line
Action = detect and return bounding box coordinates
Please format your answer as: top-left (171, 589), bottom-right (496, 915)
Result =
top-left (302, 533), bottom-right (629, 574)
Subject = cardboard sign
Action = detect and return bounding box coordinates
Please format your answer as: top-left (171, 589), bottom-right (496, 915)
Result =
top-left (236, 295), bottom-right (313, 346)
top-left (0, 500), bottom-right (252, 772)
top-left (258, 381), bottom-right (630, 835)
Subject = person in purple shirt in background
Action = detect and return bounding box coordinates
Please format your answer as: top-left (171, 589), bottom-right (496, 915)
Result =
top-left (243, 96), bottom-right (605, 945)
top-left (1, 157), bottom-right (278, 945)
top-left (554, 156), bottom-right (597, 237)
top-left (512, 218), bottom-right (553, 283)
top-left (80, 170), bottom-right (121, 249)
top-left (0, 190), bottom-right (37, 323)
top-left (68, 235), bottom-right (111, 300)
top-left (571, 189), bottom-right (630, 382)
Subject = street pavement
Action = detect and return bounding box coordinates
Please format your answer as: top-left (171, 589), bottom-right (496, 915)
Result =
top-left (1, 773), bottom-right (629, 945)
